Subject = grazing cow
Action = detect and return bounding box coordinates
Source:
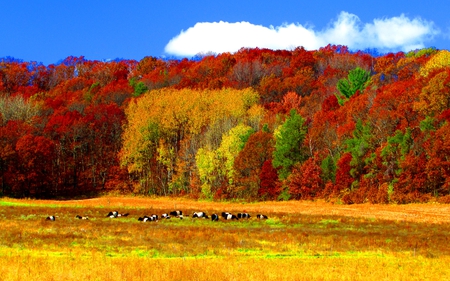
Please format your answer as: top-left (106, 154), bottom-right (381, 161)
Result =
top-left (107, 211), bottom-right (118, 218)
top-left (221, 212), bottom-right (238, 220)
top-left (76, 215), bottom-right (89, 220)
top-left (46, 215), bottom-right (57, 221)
top-left (138, 215), bottom-right (158, 222)
top-left (192, 211), bottom-right (209, 219)
top-left (106, 211), bottom-right (129, 218)
top-left (256, 214), bottom-right (268, 219)
top-left (138, 216), bottom-right (149, 222)
top-left (169, 210), bottom-right (183, 217)
top-left (161, 213), bottom-right (171, 219)
top-left (237, 213), bottom-right (251, 219)
top-left (211, 214), bottom-right (219, 221)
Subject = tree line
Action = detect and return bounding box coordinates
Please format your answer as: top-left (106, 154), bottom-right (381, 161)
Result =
top-left (1, 45), bottom-right (449, 203)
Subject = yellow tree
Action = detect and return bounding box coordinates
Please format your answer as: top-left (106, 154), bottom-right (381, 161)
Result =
top-left (419, 50), bottom-right (450, 77)
top-left (195, 124), bottom-right (254, 199)
top-left (120, 87), bottom-right (262, 195)
top-left (414, 70), bottom-right (450, 117)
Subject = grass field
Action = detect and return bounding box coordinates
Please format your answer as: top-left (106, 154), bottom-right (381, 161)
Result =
top-left (1, 197), bottom-right (450, 280)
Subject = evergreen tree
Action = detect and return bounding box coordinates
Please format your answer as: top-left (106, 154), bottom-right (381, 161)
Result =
top-left (336, 67), bottom-right (371, 105)
top-left (272, 109), bottom-right (307, 180)
top-left (345, 119), bottom-right (373, 185)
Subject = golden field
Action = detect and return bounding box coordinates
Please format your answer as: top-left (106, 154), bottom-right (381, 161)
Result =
top-left (1, 197), bottom-right (450, 280)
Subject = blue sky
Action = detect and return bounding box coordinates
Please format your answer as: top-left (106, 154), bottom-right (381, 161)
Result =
top-left (1, 0), bottom-right (449, 65)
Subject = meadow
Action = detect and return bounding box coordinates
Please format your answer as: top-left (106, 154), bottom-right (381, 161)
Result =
top-left (1, 197), bottom-right (450, 281)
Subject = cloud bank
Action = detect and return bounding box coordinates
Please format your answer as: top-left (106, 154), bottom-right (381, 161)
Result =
top-left (164, 11), bottom-right (439, 57)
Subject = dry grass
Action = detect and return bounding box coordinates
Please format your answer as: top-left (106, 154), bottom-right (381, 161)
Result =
top-left (7, 196), bottom-right (450, 223)
top-left (1, 197), bottom-right (450, 280)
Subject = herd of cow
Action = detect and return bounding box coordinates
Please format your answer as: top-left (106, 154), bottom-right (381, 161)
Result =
top-left (135, 210), bottom-right (268, 222)
top-left (45, 210), bottom-right (268, 222)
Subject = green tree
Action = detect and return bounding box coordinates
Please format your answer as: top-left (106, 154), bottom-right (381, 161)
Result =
top-left (321, 154), bottom-right (337, 184)
top-left (380, 129), bottom-right (412, 181)
top-left (345, 119), bottom-right (373, 186)
top-left (336, 67), bottom-right (371, 105)
top-left (272, 109), bottom-right (307, 180)
top-left (129, 77), bottom-right (148, 97)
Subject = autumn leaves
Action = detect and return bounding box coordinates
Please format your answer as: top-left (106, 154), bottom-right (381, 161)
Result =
top-left (120, 88), bottom-right (264, 198)
top-left (1, 47), bottom-right (450, 203)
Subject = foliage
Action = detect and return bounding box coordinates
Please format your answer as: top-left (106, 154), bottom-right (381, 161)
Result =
top-left (196, 124), bottom-right (254, 198)
top-left (336, 67), bottom-right (371, 105)
top-left (419, 50), bottom-right (450, 77)
top-left (0, 95), bottom-right (41, 124)
top-left (258, 159), bottom-right (279, 200)
top-left (288, 156), bottom-right (323, 200)
top-left (405, 47), bottom-right (437, 58)
top-left (414, 69), bottom-right (450, 117)
top-left (345, 119), bottom-right (373, 183)
top-left (272, 109), bottom-right (307, 180)
top-left (121, 87), bottom-right (261, 196)
top-left (321, 154), bottom-right (337, 184)
top-left (1, 46), bottom-right (450, 203)
top-left (129, 77), bottom-right (148, 97)
top-left (233, 131), bottom-right (274, 199)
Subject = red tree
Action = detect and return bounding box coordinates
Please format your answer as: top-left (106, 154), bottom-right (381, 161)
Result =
top-left (258, 159), bottom-right (280, 200)
top-left (287, 156), bottom-right (323, 200)
top-left (16, 135), bottom-right (55, 197)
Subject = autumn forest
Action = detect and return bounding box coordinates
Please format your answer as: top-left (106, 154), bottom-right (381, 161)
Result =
top-left (1, 45), bottom-right (450, 204)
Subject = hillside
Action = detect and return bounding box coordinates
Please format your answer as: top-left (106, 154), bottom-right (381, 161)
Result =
top-left (1, 45), bottom-right (449, 203)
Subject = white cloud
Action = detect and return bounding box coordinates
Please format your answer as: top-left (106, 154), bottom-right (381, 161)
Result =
top-left (164, 11), bottom-right (439, 57)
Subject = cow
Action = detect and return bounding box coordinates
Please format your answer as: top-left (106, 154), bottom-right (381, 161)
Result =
top-left (138, 216), bottom-right (151, 222)
top-left (211, 214), bottom-right (219, 221)
top-left (161, 213), bottom-right (171, 219)
top-left (138, 215), bottom-right (158, 222)
top-left (76, 215), bottom-right (89, 220)
top-left (169, 210), bottom-right (183, 217)
top-left (107, 211), bottom-right (129, 218)
top-left (192, 211), bottom-right (209, 219)
top-left (107, 211), bottom-right (117, 218)
top-left (256, 214), bottom-right (268, 219)
top-left (46, 215), bottom-right (57, 221)
top-left (221, 212), bottom-right (238, 220)
top-left (237, 213), bottom-right (251, 219)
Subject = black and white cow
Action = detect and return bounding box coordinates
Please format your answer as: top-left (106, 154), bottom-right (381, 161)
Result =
top-left (138, 214), bottom-right (158, 222)
top-left (106, 211), bottom-right (118, 218)
top-left (221, 212), bottom-right (238, 220)
top-left (192, 211), bottom-right (209, 219)
top-left (161, 213), bottom-right (171, 219)
top-left (169, 210), bottom-right (183, 217)
top-left (256, 214), bottom-right (268, 219)
top-left (138, 216), bottom-right (151, 222)
top-left (76, 215), bottom-right (89, 220)
top-left (237, 213), bottom-right (251, 219)
top-left (211, 214), bottom-right (219, 221)
top-left (46, 215), bottom-right (57, 221)
top-left (107, 211), bottom-right (129, 218)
